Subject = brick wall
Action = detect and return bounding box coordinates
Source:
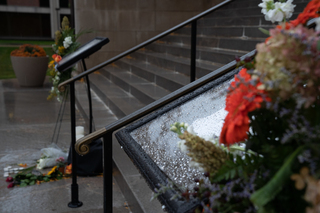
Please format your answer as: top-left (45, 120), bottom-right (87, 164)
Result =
top-left (7, 0), bottom-right (39, 7)
top-left (74, 0), bottom-right (224, 69)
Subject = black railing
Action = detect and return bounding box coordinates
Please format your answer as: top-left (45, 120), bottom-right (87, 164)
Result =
top-left (58, 0), bottom-right (233, 89)
top-left (74, 50), bottom-right (256, 212)
top-left (58, 0), bottom-right (238, 212)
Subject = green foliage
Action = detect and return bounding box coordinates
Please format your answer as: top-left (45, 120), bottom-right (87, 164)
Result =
top-left (212, 152), bottom-right (263, 182)
top-left (251, 146), bottom-right (304, 209)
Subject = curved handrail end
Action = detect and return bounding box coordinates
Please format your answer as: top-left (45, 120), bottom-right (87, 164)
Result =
top-left (75, 127), bottom-right (107, 155)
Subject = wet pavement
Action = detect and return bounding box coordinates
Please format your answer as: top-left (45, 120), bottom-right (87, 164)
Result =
top-left (0, 78), bottom-right (131, 213)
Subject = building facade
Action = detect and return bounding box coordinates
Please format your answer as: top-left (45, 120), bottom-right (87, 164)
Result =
top-left (0, 0), bottom-right (71, 39)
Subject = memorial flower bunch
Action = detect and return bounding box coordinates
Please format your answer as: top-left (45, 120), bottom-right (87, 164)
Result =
top-left (47, 16), bottom-right (84, 101)
top-left (157, 1), bottom-right (320, 212)
top-left (10, 44), bottom-right (46, 57)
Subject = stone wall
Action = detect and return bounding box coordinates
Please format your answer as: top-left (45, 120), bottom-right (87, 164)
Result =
top-left (74, 0), bottom-right (224, 68)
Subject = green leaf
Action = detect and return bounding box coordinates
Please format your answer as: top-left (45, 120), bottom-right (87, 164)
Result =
top-left (20, 182), bottom-right (28, 187)
top-left (259, 28), bottom-right (270, 36)
top-left (29, 180), bottom-right (35, 185)
top-left (317, 40), bottom-right (320, 51)
top-left (250, 146), bottom-right (304, 208)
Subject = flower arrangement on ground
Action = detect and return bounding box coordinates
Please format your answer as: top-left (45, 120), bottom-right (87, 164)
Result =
top-left (47, 16), bottom-right (88, 101)
top-left (10, 44), bottom-right (47, 57)
top-left (5, 165), bottom-right (65, 188)
top-left (155, 1), bottom-right (320, 212)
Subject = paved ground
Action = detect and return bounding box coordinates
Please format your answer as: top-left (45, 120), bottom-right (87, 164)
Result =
top-left (0, 78), bottom-right (131, 213)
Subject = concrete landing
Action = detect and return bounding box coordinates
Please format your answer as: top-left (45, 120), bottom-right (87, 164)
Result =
top-left (0, 78), bottom-right (131, 213)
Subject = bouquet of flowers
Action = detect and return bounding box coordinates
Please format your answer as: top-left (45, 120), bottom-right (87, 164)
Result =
top-left (158, 1), bottom-right (320, 212)
top-left (47, 16), bottom-right (88, 101)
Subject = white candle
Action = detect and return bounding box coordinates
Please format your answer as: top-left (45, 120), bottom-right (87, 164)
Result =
top-left (76, 126), bottom-right (84, 135)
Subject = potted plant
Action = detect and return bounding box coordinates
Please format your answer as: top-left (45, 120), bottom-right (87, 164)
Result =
top-left (10, 44), bottom-right (48, 87)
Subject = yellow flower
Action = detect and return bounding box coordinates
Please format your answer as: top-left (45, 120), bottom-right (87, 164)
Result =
top-left (58, 46), bottom-right (65, 54)
top-left (48, 60), bottom-right (55, 68)
top-left (47, 166), bottom-right (57, 175)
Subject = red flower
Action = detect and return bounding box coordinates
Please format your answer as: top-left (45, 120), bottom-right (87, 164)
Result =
top-left (6, 176), bottom-right (13, 182)
top-left (220, 69), bottom-right (270, 146)
top-left (291, 0), bottom-right (320, 26)
top-left (7, 183), bottom-right (14, 188)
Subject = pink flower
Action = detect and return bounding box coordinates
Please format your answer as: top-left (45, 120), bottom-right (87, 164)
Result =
top-left (6, 176), bottom-right (13, 182)
top-left (7, 183), bottom-right (14, 188)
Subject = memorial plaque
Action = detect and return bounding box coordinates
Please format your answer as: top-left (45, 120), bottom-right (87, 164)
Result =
top-left (115, 67), bottom-right (240, 213)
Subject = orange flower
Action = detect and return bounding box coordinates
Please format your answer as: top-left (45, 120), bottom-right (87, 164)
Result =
top-left (220, 69), bottom-right (270, 146)
top-left (52, 54), bottom-right (57, 59)
top-left (10, 44), bottom-right (46, 57)
top-left (291, 0), bottom-right (320, 26)
top-left (65, 164), bottom-right (72, 175)
top-left (54, 55), bottom-right (62, 63)
top-left (18, 163), bottom-right (27, 167)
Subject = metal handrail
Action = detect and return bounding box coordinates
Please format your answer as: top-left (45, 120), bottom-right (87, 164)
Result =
top-left (75, 50), bottom-right (256, 155)
top-left (58, 0), bottom-right (233, 91)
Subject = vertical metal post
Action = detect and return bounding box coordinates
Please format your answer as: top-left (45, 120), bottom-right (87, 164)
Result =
top-left (82, 59), bottom-right (93, 133)
top-left (103, 132), bottom-right (113, 213)
top-left (190, 20), bottom-right (197, 82)
top-left (68, 82), bottom-right (83, 208)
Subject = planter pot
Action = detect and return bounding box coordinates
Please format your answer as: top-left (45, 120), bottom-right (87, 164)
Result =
top-left (11, 56), bottom-right (49, 87)
top-left (58, 167), bottom-right (65, 175)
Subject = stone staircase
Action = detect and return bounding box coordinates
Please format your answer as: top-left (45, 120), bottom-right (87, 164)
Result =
top-left (74, 0), bottom-right (309, 212)
top-left (77, 0), bottom-right (308, 128)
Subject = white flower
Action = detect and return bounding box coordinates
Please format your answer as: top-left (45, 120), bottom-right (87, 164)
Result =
top-left (258, 0), bottom-right (274, 14)
top-left (187, 125), bottom-right (196, 135)
top-left (63, 36), bottom-right (73, 49)
top-left (265, 2), bottom-right (284, 23)
top-left (177, 140), bottom-right (188, 153)
top-left (316, 17), bottom-right (320, 31)
top-left (259, 0), bottom-right (295, 23)
top-left (279, 0), bottom-right (295, 19)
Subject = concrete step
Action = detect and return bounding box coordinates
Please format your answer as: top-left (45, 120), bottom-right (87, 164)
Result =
top-left (145, 42), bottom-right (246, 65)
top-left (88, 72), bottom-right (145, 119)
top-left (130, 49), bottom-right (223, 78)
top-left (101, 65), bottom-right (171, 105)
top-left (160, 34), bottom-right (265, 52)
top-left (176, 25), bottom-right (274, 38)
top-left (115, 57), bottom-right (189, 92)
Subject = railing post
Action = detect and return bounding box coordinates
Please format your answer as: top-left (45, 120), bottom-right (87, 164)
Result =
top-left (103, 131), bottom-right (113, 213)
top-left (190, 20), bottom-right (197, 82)
top-left (82, 59), bottom-right (94, 133)
top-left (68, 81), bottom-right (83, 208)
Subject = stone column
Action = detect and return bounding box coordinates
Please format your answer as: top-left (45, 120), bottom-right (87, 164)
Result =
top-left (49, 0), bottom-right (60, 39)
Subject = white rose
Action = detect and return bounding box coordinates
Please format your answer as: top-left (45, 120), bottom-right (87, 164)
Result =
top-left (63, 36), bottom-right (73, 49)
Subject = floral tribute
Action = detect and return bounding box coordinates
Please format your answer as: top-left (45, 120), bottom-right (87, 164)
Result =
top-left (10, 44), bottom-right (46, 57)
top-left (47, 16), bottom-right (85, 101)
top-left (155, 1), bottom-right (320, 212)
